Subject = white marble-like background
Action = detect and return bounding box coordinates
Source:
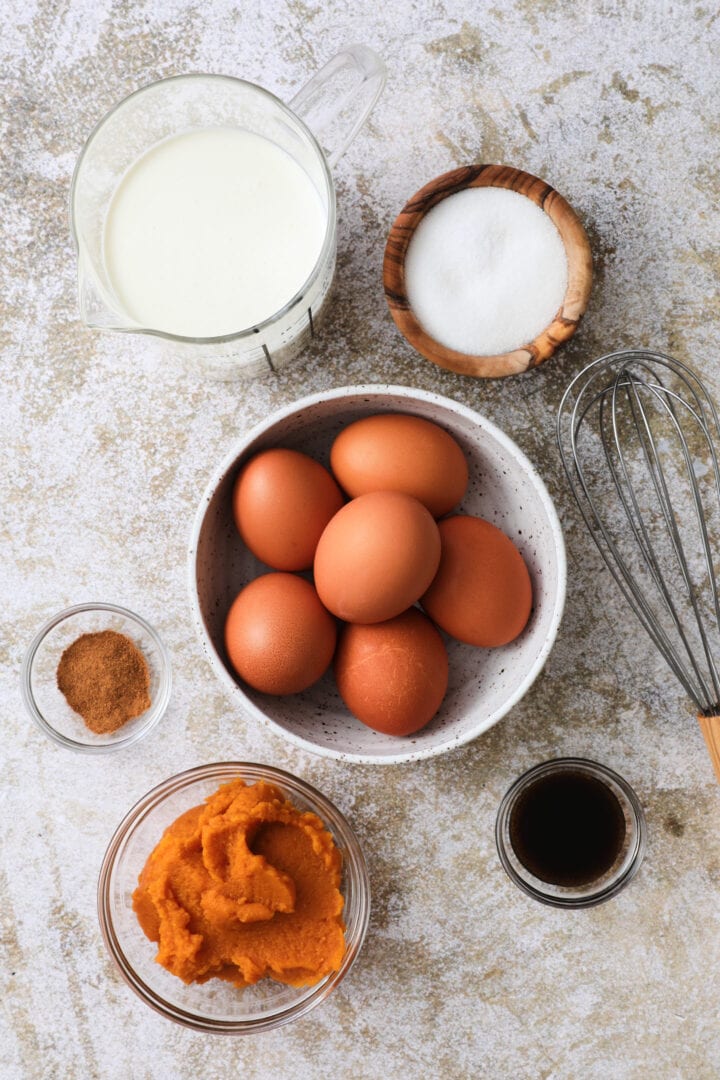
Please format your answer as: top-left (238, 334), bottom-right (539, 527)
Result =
top-left (3, 1), bottom-right (720, 1077)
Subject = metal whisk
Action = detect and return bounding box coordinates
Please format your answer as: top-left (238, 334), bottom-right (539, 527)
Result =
top-left (557, 349), bottom-right (720, 781)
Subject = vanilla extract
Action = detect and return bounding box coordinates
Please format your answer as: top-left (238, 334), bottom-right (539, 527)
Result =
top-left (508, 769), bottom-right (627, 888)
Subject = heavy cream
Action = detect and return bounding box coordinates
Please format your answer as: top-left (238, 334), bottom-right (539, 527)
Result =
top-left (404, 186), bottom-right (568, 356)
top-left (103, 127), bottom-right (327, 338)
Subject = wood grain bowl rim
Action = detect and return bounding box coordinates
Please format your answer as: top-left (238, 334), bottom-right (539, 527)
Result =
top-left (383, 164), bottom-right (593, 378)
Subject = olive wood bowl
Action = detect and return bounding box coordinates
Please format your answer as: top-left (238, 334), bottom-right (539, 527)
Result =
top-left (383, 164), bottom-right (593, 378)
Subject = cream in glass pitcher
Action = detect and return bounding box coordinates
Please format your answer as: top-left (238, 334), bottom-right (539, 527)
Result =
top-left (70, 47), bottom-right (385, 379)
top-left (104, 127), bottom-right (327, 339)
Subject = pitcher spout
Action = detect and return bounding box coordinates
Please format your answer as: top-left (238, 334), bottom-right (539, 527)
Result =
top-left (77, 256), bottom-right (134, 332)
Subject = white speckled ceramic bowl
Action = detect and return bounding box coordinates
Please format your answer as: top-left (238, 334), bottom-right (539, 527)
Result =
top-left (189, 386), bottom-right (566, 763)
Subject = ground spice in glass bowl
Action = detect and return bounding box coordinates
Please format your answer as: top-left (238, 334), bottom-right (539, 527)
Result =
top-left (21, 603), bottom-right (171, 753)
top-left (56, 629), bottom-right (152, 734)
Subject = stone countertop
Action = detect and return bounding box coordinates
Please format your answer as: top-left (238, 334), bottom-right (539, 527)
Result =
top-left (3, 1), bottom-right (720, 1077)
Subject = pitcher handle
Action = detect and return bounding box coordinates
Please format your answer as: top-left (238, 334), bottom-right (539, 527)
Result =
top-left (290, 45), bottom-right (386, 169)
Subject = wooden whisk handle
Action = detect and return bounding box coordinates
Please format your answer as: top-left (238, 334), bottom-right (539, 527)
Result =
top-left (698, 715), bottom-right (720, 782)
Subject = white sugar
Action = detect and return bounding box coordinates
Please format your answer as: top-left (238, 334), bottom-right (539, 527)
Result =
top-left (404, 186), bottom-right (569, 356)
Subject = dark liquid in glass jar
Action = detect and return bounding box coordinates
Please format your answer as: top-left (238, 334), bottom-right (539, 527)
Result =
top-left (509, 770), bottom-right (627, 887)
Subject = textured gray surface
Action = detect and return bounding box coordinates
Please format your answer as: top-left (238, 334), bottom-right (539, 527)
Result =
top-left (3, 1), bottom-right (720, 1077)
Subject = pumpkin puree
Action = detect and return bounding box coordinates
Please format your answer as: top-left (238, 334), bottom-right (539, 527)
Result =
top-left (132, 778), bottom-right (346, 987)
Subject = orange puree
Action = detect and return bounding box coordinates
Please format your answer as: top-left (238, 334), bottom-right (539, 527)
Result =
top-left (132, 778), bottom-right (346, 988)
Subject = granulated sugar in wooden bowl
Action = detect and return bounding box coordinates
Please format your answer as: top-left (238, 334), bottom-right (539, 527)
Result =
top-left (384, 164), bottom-right (592, 378)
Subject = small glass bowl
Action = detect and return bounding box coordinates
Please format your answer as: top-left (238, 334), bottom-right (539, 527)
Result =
top-left (495, 758), bottom-right (646, 908)
top-left (21, 602), bottom-right (171, 753)
top-left (97, 762), bottom-right (371, 1033)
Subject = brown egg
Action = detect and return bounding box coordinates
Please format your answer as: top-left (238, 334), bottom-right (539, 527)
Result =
top-left (314, 491), bottom-right (441, 623)
top-left (334, 608), bottom-right (448, 736)
top-left (233, 448), bottom-right (344, 571)
top-left (330, 413), bottom-right (468, 517)
top-left (224, 573), bottom-right (336, 694)
top-left (421, 516), bottom-right (532, 647)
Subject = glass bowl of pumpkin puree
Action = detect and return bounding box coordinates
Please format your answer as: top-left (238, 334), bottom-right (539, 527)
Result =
top-left (98, 762), bottom-right (370, 1032)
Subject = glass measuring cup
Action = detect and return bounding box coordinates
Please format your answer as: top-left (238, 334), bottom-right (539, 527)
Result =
top-left (70, 46), bottom-right (385, 380)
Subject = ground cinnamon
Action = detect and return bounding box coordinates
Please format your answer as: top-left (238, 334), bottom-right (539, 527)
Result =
top-left (56, 629), bottom-right (151, 734)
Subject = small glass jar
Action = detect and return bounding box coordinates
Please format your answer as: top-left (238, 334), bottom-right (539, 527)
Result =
top-left (495, 758), bottom-right (646, 908)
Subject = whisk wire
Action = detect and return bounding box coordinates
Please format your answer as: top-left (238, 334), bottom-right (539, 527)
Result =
top-left (563, 387), bottom-right (707, 708)
top-left (619, 374), bottom-right (720, 709)
top-left (607, 378), bottom-right (709, 704)
top-left (558, 350), bottom-right (720, 716)
top-left (629, 359), bottom-right (720, 642)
